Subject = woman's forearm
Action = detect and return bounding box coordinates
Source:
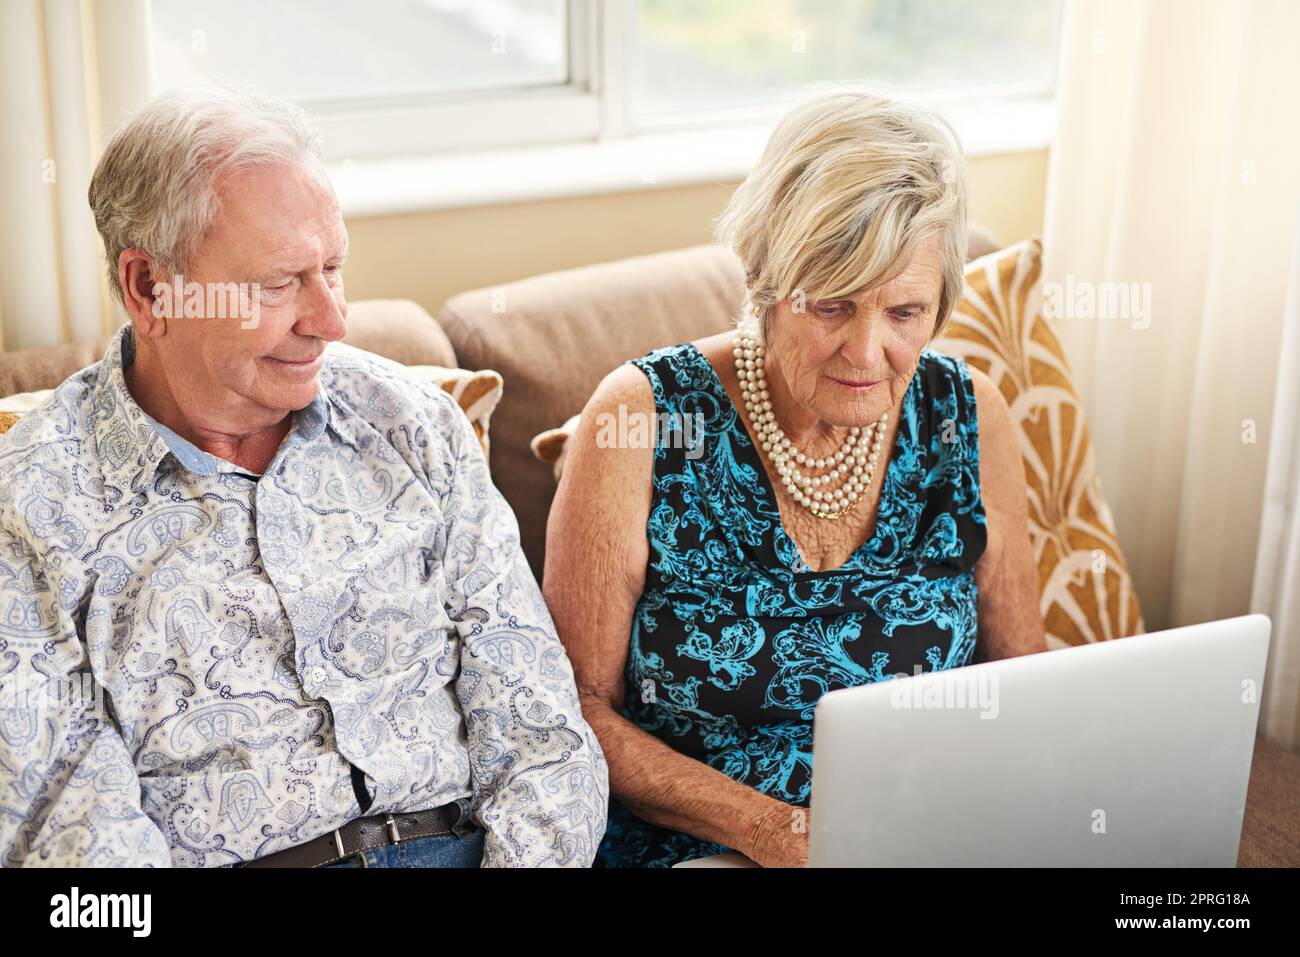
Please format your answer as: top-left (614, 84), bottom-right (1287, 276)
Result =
top-left (583, 695), bottom-right (789, 857)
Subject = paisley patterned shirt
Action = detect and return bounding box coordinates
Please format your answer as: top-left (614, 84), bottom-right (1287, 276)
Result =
top-left (0, 327), bottom-right (607, 867)
top-left (596, 343), bottom-right (985, 867)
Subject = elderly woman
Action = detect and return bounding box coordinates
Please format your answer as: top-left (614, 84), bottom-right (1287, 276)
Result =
top-left (544, 90), bottom-right (1047, 868)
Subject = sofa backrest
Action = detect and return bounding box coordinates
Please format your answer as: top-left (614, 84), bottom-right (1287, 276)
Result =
top-left (439, 244), bottom-right (745, 575)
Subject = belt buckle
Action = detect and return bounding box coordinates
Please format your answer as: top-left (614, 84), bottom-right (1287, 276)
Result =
top-left (328, 814), bottom-right (396, 866)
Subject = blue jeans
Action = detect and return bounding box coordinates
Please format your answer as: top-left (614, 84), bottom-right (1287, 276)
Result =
top-left (325, 827), bottom-right (485, 868)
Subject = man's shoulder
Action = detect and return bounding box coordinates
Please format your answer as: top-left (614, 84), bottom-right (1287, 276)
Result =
top-left (0, 366), bottom-right (104, 542)
top-left (319, 341), bottom-right (461, 433)
top-left (0, 365), bottom-right (101, 469)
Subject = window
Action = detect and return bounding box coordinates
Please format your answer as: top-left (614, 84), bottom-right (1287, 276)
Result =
top-left (152, 0), bottom-right (571, 106)
top-left (148, 0), bottom-right (1061, 164)
top-left (633, 0), bottom-right (1063, 128)
top-left (150, 0), bottom-right (596, 158)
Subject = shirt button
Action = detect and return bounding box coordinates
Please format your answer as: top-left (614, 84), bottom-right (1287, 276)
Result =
top-left (308, 667), bottom-right (329, 685)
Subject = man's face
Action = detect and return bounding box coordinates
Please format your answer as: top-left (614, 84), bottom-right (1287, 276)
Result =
top-left (151, 159), bottom-right (349, 422)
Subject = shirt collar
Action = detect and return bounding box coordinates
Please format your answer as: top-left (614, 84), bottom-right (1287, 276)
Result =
top-left (90, 327), bottom-right (173, 504)
top-left (90, 327), bottom-right (350, 506)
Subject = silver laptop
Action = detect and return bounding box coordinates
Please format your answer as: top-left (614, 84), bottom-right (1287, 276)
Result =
top-left (677, 614), bottom-right (1270, 867)
top-left (808, 614), bottom-right (1270, 866)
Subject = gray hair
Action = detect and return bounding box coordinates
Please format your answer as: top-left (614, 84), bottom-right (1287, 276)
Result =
top-left (89, 87), bottom-right (324, 303)
top-left (715, 89), bottom-right (969, 342)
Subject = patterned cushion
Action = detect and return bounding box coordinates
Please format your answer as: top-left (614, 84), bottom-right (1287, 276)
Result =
top-left (932, 236), bottom-right (1145, 647)
top-left (530, 413), bottom-right (581, 481)
top-left (530, 237), bottom-right (1145, 649)
top-left (0, 366), bottom-right (504, 465)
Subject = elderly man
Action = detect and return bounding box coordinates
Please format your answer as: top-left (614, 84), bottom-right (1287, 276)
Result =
top-left (0, 89), bottom-right (607, 867)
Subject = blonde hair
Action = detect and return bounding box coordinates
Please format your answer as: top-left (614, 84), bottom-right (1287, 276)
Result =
top-left (89, 87), bottom-right (324, 303)
top-left (715, 89), bottom-right (969, 342)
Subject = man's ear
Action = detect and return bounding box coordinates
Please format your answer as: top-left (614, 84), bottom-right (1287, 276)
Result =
top-left (119, 249), bottom-right (168, 339)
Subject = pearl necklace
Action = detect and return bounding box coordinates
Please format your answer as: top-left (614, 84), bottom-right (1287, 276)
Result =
top-left (733, 322), bottom-right (888, 521)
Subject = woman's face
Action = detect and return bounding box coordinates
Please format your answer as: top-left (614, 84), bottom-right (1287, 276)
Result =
top-left (766, 233), bottom-right (945, 429)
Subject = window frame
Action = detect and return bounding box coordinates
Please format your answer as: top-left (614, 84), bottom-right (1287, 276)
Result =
top-left (147, 0), bottom-right (1060, 179)
top-left (298, 0), bottom-right (603, 161)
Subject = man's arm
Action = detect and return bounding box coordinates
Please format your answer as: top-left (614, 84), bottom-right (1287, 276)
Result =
top-left (0, 528), bottom-right (171, 867)
top-left (433, 397), bottom-right (609, 867)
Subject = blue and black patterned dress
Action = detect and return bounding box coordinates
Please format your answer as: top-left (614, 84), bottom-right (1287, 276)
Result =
top-left (594, 342), bottom-right (987, 867)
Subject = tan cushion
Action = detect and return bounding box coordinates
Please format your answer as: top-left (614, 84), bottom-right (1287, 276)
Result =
top-left (966, 222), bottom-right (1002, 261)
top-left (343, 299), bottom-right (457, 368)
top-left (0, 365), bottom-right (503, 468)
top-left (0, 337), bottom-right (114, 399)
top-left (439, 244), bottom-right (745, 574)
top-left (530, 413), bottom-right (581, 482)
top-left (932, 236), bottom-right (1145, 646)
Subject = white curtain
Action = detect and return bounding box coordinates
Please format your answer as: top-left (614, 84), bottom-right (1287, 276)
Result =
top-left (0, 0), bottom-right (152, 351)
top-left (1251, 201), bottom-right (1300, 751)
top-left (1042, 0), bottom-right (1300, 749)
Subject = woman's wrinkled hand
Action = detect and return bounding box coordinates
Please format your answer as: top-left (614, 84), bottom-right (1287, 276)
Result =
top-left (744, 800), bottom-right (810, 868)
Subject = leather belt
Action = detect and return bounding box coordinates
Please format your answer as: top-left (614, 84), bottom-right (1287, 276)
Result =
top-left (237, 803), bottom-right (465, 868)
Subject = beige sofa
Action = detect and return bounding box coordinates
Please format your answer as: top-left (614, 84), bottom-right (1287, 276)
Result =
top-left (1, 235), bottom-right (1296, 867)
